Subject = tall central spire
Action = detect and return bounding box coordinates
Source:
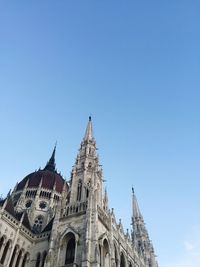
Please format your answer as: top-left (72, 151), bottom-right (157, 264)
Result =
top-left (69, 117), bottom-right (104, 205)
top-left (84, 116), bottom-right (94, 142)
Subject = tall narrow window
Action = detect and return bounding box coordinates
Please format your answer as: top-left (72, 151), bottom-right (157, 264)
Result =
top-left (35, 253), bottom-right (40, 267)
top-left (114, 246), bottom-right (118, 267)
top-left (103, 239), bottom-right (109, 267)
top-left (21, 253), bottom-right (28, 267)
top-left (65, 234), bottom-right (76, 264)
top-left (0, 237), bottom-right (4, 253)
top-left (41, 251), bottom-right (47, 267)
top-left (15, 249), bottom-right (22, 267)
top-left (0, 240), bottom-right (11, 264)
top-left (120, 253), bottom-right (126, 267)
top-left (99, 245), bottom-right (101, 266)
top-left (77, 180), bottom-right (82, 201)
top-left (9, 245), bottom-right (17, 267)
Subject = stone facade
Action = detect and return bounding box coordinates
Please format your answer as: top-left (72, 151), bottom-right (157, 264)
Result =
top-left (0, 118), bottom-right (158, 267)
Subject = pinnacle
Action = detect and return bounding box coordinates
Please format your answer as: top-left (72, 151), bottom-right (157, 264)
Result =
top-left (132, 190), bottom-right (143, 220)
top-left (84, 116), bottom-right (94, 141)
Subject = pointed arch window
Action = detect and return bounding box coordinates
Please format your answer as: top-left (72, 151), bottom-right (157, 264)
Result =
top-left (41, 251), bottom-right (47, 267)
top-left (21, 253), bottom-right (29, 267)
top-left (114, 245), bottom-right (118, 267)
top-left (35, 253), bottom-right (41, 267)
top-left (0, 236), bottom-right (4, 253)
top-left (9, 245), bottom-right (17, 267)
top-left (0, 240), bottom-right (11, 264)
top-left (77, 180), bottom-right (82, 201)
top-left (15, 249), bottom-right (22, 267)
top-left (103, 239), bottom-right (110, 267)
top-left (65, 234), bottom-right (76, 264)
top-left (120, 252), bottom-right (126, 267)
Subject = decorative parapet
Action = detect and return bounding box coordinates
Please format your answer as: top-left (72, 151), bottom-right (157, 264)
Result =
top-left (1, 210), bottom-right (51, 242)
top-left (62, 201), bottom-right (88, 218)
top-left (2, 211), bottom-right (33, 239)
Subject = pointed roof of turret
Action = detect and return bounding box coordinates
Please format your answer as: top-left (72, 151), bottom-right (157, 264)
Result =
top-left (132, 187), bottom-right (143, 220)
top-left (44, 144), bottom-right (57, 172)
top-left (84, 116), bottom-right (94, 141)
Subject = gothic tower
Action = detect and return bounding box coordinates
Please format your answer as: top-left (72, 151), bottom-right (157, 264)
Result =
top-left (0, 117), bottom-right (158, 267)
top-left (46, 117), bottom-right (158, 267)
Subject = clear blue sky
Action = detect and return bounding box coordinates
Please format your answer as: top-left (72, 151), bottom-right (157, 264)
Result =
top-left (0, 1), bottom-right (200, 266)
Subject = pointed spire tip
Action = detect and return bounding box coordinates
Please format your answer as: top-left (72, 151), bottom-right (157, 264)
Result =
top-left (132, 186), bottom-right (134, 194)
top-left (44, 145), bottom-right (56, 172)
top-left (84, 116), bottom-right (94, 141)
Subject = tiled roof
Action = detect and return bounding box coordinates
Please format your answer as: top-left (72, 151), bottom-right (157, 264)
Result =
top-left (42, 217), bottom-right (54, 232)
top-left (16, 170), bottom-right (66, 193)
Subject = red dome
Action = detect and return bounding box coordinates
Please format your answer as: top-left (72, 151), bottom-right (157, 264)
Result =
top-left (16, 169), bottom-right (66, 193)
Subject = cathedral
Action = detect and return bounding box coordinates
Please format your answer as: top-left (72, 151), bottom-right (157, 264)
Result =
top-left (0, 117), bottom-right (158, 267)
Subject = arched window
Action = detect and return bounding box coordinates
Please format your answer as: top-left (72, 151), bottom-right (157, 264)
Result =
top-left (114, 245), bottom-right (118, 267)
top-left (65, 233), bottom-right (76, 264)
top-left (103, 239), bottom-right (110, 267)
top-left (35, 253), bottom-right (41, 267)
top-left (21, 253), bottom-right (28, 267)
top-left (33, 215), bottom-right (44, 233)
top-left (77, 180), bottom-right (82, 201)
top-left (41, 251), bottom-right (47, 267)
top-left (0, 236), bottom-right (5, 253)
top-left (0, 240), bottom-right (11, 264)
top-left (120, 252), bottom-right (126, 267)
top-left (15, 249), bottom-right (22, 267)
top-left (9, 245), bottom-right (17, 267)
top-left (99, 245), bottom-right (101, 266)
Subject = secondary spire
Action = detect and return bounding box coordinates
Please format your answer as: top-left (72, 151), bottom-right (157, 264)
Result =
top-left (132, 188), bottom-right (143, 220)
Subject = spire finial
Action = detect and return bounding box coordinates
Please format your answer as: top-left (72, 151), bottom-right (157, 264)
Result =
top-left (44, 144), bottom-right (57, 172)
top-left (132, 186), bottom-right (134, 194)
top-left (84, 116), bottom-right (94, 141)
